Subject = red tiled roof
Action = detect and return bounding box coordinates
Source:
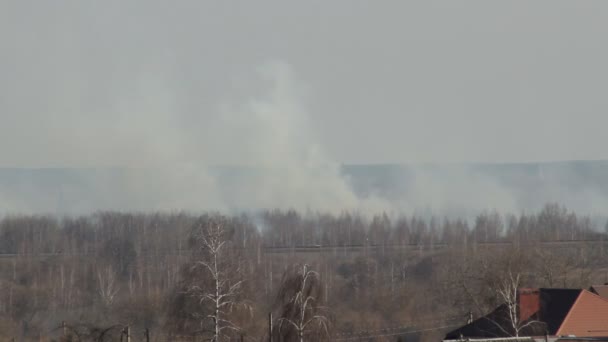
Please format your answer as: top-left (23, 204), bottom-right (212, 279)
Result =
top-left (556, 290), bottom-right (608, 337)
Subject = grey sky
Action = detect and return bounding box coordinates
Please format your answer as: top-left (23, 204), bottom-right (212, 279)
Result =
top-left (1, 1), bottom-right (607, 166)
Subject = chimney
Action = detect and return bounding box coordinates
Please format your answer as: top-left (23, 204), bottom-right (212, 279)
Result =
top-left (518, 288), bottom-right (540, 322)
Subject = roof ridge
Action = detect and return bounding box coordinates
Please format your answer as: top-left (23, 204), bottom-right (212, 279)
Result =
top-left (583, 288), bottom-right (608, 303)
top-left (555, 290), bottom-right (583, 336)
top-left (555, 289), bottom-right (608, 336)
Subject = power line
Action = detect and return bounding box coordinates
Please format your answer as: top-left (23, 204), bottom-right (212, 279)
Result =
top-left (334, 316), bottom-right (462, 337)
top-left (334, 324), bottom-right (461, 341)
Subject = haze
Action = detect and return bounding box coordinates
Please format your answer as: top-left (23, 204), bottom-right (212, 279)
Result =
top-left (1, 1), bottom-right (607, 214)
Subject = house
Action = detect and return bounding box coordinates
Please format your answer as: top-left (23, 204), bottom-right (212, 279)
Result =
top-left (444, 287), bottom-right (608, 341)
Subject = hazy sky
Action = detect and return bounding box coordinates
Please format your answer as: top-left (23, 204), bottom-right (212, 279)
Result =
top-left (1, 1), bottom-right (607, 166)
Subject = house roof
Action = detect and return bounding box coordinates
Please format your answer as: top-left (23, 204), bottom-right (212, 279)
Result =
top-left (444, 304), bottom-right (510, 339)
top-left (444, 304), bottom-right (545, 339)
top-left (445, 288), bottom-right (581, 340)
top-left (556, 290), bottom-right (608, 337)
top-left (539, 289), bottom-right (581, 334)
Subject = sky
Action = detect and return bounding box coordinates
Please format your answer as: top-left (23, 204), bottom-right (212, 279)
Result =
top-left (1, 1), bottom-right (608, 168)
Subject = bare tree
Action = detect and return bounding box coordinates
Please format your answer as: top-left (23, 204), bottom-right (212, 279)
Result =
top-left (97, 265), bottom-right (119, 306)
top-left (187, 221), bottom-right (248, 342)
top-left (275, 264), bottom-right (330, 342)
top-left (490, 271), bottom-right (541, 337)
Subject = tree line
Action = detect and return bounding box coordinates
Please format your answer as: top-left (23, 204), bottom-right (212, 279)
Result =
top-left (0, 203), bottom-right (606, 341)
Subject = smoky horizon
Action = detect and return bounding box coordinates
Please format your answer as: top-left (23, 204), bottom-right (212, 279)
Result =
top-left (2, 1), bottom-right (608, 213)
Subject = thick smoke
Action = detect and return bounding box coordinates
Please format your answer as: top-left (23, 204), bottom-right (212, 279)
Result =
top-left (0, 62), bottom-right (390, 214)
top-left (2, 62), bottom-right (608, 217)
top-left (3, 2), bottom-right (608, 217)
top-left (202, 62), bottom-right (389, 213)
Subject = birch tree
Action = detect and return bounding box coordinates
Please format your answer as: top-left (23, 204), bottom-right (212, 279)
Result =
top-left (489, 271), bottom-right (542, 337)
top-left (187, 220), bottom-right (248, 342)
top-left (97, 265), bottom-right (119, 306)
top-left (275, 264), bottom-right (330, 342)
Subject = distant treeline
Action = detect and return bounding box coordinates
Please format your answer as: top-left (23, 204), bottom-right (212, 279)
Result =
top-left (0, 203), bottom-right (606, 341)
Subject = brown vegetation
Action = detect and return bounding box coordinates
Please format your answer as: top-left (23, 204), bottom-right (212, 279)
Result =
top-left (0, 204), bottom-right (606, 341)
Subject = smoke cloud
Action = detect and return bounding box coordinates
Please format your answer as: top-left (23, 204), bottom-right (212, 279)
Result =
top-left (1, 60), bottom-right (607, 217)
top-left (0, 61), bottom-right (391, 214)
top-left (2, 1), bottom-right (608, 218)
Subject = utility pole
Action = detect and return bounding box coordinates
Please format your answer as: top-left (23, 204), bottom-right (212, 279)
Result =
top-left (145, 328), bottom-right (150, 342)
top-left (62, 321), bottom-right (67, 339)
top-left (122, 326), bottom-right (130, 342)
top-left (269, 312), bottom-right (273, 342)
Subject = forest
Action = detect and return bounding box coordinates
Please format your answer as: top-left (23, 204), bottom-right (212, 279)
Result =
top-left (0, 203), bottom-right (607, 341)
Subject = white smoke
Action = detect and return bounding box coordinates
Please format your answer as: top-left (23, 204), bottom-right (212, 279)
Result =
top-left (203, 61), bottom-right (389, 213)
top-left (0, 59), bottom-right (606, 218)
top-left (398, 165), bottom-right (519, 217)
top-left (0, 61), bottom-right (390, 214)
